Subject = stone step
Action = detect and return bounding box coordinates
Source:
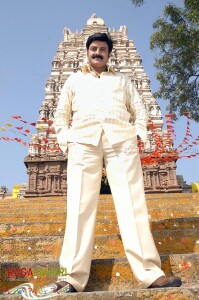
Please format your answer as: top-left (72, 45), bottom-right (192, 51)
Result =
top-left (150, 217), bottom-right (199, 231)
top-left (0, 192), bottom-right (198, 207)
top-left (2, 192), bottom-right (199, 203)
top-left (93, 231), bottom-right (199, 258)
top-left (0, 217), bottom-right (198, 238)
top-left (146, 192), bottom-right (199, 200)
top-left (0, 229), bottom-right (198, 262)
top-left (0, 194), bottom-right (198, 211)
top-left (0, 253), bottom-right (198, 294)
top-left (1, 286), bottom-right (199, 300)
top-left (0, 202), bottom-right (198, 217)
top-left (1, 205), bottom-right (198, 224)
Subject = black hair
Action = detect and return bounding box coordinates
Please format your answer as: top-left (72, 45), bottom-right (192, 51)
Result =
top-left (86, 32), bottom-right (113, 53)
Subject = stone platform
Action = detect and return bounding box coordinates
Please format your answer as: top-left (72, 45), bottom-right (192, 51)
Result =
top-left (0, 193), bottom-right (199, 299)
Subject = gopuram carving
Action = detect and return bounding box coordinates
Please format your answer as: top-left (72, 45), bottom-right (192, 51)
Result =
top-left (24, 14), bottom-right (182, 197)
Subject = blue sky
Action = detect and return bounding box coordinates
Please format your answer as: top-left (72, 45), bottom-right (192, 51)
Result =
top-left (0, 0), bottom-right (198, 190)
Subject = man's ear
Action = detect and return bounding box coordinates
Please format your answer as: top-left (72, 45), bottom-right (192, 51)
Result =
top-left (108, 51), bottom-right (112, 58)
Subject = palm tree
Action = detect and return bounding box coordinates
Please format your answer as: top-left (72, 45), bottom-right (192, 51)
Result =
top-left (0, 185), bottom-right (8, 193)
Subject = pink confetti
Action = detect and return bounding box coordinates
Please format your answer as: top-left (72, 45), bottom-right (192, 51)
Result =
top-left (180, 237), bottom-right (187, 243)
top-left (45, 245), bottom-right (52, 252)
top-left (7, 244), bottom-right (13, 251)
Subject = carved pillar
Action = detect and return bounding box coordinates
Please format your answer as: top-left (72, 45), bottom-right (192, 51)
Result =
top-left (155, 171), bottom-right (160, 189)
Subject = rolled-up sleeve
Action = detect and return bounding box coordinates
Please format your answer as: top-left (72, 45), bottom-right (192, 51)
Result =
top-left (126, 78), bottom-right (148, 143)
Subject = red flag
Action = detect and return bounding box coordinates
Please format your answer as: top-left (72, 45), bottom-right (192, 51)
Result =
top-left (165, 113), bottom-right (175, 118)
top-left (12, 116), bottom-right (21, 119)
top-left (2, 137), bottom-right (10, 141)
top-left (186, 133), bottom-right (193, 137)
top-left (15, 127), bottom-right (23, 130)
top-left (13, 138), bottom-right (21, 142)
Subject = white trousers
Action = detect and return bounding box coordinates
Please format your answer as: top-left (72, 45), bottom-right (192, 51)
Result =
top-left (58, 131), bottom-right (165, 291)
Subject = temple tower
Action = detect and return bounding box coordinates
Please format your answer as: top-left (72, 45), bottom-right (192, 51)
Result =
top-left (24, 14), bottom-right (181, 197)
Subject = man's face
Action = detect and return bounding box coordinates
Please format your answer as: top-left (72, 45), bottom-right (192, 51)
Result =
top-left (87, 40), bottom-right (110, 70)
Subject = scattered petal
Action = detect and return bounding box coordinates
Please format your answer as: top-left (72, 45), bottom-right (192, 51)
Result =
top-left (7, 244), bottom-right (13, 251)
top-left (45, 245), bottom-right (52, 252)
top-left (111, 240), bottom-right (116, 246)
top-left (181, 238), bottom-right (187, 243)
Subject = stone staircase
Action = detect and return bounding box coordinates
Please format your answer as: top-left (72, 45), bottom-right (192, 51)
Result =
top-left (0, 193), bottom-right (199, 299)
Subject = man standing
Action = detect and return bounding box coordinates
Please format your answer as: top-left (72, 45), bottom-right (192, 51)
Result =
top-left (41, 32), bottom-right (181, 295)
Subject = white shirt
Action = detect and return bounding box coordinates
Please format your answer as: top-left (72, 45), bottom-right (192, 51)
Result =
top-left (54, 65), bottom-right (148, 152)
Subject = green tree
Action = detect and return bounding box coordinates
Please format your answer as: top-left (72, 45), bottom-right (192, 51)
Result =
top-left (0, 185), bottom-right (8, 193)
top-left (151, 0), bottom-right (199, 121)
top-left (131, 0), bottom-right (144, 7)
top-left (131, 0), bottom-right (199, 121)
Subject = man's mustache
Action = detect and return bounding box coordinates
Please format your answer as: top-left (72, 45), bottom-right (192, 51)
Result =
top-left (92, 54), bottom-right (103, 60)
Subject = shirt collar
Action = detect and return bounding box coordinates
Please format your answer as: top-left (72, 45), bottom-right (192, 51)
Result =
top-left (82, 64), bottom-right (116, 75)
